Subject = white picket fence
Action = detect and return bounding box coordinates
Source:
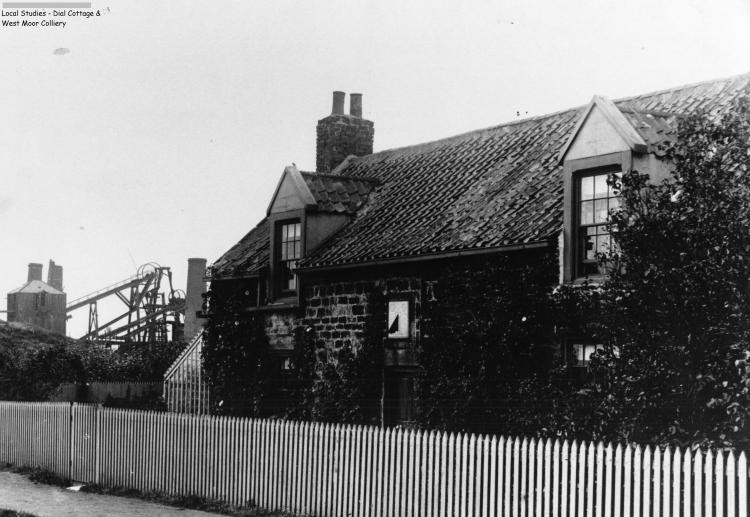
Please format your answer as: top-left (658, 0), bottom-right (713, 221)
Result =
top-left (0, 401), bottom-right (747, 516)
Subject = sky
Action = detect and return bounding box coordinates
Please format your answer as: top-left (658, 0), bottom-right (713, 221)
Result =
top-left (1, 0), bottom-right (749, 338)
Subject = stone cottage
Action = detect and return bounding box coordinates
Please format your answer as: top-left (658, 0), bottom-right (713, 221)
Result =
top-left (206, 73), bottom-right (750, 425)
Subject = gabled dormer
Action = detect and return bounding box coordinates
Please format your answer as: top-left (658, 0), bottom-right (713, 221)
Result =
top-left (266, 165), bottom-right (379, 302)
top-left (559, 96), bottom-right (679, 282)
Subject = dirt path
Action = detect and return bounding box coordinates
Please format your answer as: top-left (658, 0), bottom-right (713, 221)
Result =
top-left (0, 472), bottom-right (224, 517)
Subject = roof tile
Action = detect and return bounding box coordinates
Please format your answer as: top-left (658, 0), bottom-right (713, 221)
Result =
top-left (212, 73), bottom-right (750, 276)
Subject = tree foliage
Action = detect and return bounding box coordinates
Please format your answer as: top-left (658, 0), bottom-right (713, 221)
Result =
top-left (571, 94), bottom-right (750, 449)
top-left (0, 321), bottom-right (184, 401)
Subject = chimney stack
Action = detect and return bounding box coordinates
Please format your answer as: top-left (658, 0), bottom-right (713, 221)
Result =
top-left (316, 91), bottom-right (374, 174)
top-left (27, 263), bottom-right (43, 283)
top-left (350, 93), bottom-right (362, 118)
top-left (332, 91), bottom-right (345, 115)
top-left (183, 257), bottom-right (208, 341)
top-left (47, 260), bottom-right (63, 291)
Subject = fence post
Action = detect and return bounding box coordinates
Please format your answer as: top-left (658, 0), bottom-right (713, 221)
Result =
top-left (95, 404), bottom-right (101, 484)
top-left (69, 402), bottom-right (74, 482)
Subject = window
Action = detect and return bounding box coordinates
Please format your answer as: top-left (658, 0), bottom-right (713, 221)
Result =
top-left (577, 171), bottom-right (621, 276)
top-left (387, 299), bottom-right (410, 340)
top-left (277, 221), bottom-right (301, 294)
top-left (572, 342), bottom-right (603, 367)
top-left (571, 341), bottom-right (620, 368)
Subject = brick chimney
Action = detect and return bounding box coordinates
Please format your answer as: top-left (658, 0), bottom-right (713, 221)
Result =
top-left (47, 260), bottom-right (63, 291)
top-left (183, 257), bottom-right (207, 341)
top-left (27, 263), bottom-right (43, 283)
top-left (316, 91), bottom-right (374, 174)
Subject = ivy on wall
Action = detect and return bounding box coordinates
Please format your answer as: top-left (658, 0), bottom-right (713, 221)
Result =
top-left (416, 250), bottom-right (561, 436)
top-left (289, 285), bottom-right (385, 425)
top-left (201, 286), bottom-right (272, 417)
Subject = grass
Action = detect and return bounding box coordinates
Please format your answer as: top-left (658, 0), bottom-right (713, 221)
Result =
top-left (80, 484), bottom-right (296, 516)
top-left (0, 464), bottom-right (71, 488)
top-left (0, 463), bottom-right (298, 517)
top-left (81, 485), bottom-right (293, 517)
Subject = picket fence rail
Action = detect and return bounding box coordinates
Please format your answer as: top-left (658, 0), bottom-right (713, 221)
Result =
top-left (50, 381), bottom-right (163, 403)
top-left (0, 401), bottom-right (747, 517)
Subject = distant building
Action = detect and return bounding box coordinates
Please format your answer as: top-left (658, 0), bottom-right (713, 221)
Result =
top-left (7, 261), bottom-right (67, 335)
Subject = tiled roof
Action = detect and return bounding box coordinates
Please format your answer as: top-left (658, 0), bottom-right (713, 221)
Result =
top-left (213, 72), bottom-right (750, 276)
top-left (301, 72), bottom-right (750, 269)
top-left (621, 108), bottom-right (681, 157)
top-left (300, 172), bottom-right (379, 214)
top-left (211, 218), bottom-right (269, 279)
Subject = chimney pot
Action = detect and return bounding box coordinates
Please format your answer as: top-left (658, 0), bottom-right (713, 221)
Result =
top-left (27, 263), bottom-right (43, 283)
top-left (47, 260), bottom-right (63, 291)
top-left (317, 91), bottom-right (373, 173)
top-left (332, 91), bottom-right (345, 115)
top-left (350, 93), bottom-right (363, 118)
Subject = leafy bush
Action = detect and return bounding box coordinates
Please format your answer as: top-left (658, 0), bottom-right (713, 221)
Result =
top-left (0, 321), bottom-right (184, 401)
top-left (559, 93), bottom-right (750, 449)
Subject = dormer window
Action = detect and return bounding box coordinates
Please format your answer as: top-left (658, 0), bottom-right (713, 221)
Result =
top-left (278, 220), bottom-right (301, 295)
top-left (577, 170), bottom-right (621, 277)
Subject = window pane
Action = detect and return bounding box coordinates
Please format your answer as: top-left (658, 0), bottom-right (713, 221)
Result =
top-left (294, 241), bottom-right (301, 259)
top-left (597, 234), bottom-right (611, 255)
top-left (580, 200), bottom-right (594, 225)
top-left (581, 176), bottom-right (594, 200)
top-left (594, 174), bottom-right (608, 198)
top-left (583, 344), bottom-right (597, 363)
top-left (594, 198), bottom-right (608, 223)
top-left (586, 226), bottom-right (597, 236)
top-left (573, 343), bottom-right (605, 366)
top-left (583, 234), bottom-right (595, 260)
top-left (294, 223), bottom-right (301, 238)
top-left (573, 344), bottom-right (585, 363)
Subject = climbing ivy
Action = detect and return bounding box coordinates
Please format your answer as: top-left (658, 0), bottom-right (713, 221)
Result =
top-left (416, 251), bottom-right (561, 436)
top-left (201, 285), bottom-right (272, 417)
top-left (299, 284), bottom-right (385, 424)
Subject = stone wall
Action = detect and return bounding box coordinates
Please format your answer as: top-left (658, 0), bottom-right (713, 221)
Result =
top-left (302, 276), bottom-right (422, 368)
top-left (303, 281), bottom-right (372, 363)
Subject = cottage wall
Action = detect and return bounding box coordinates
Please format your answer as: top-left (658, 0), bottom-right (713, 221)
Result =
top-left (302, 275), bottom-right (422, 367)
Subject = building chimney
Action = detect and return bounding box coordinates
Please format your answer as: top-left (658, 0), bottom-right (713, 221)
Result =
top-left (183, 257), bottom-right (208, 341)
top-left (316, 91), bottom-right (374, 174)
top-left (332, 91), bottom-right (345, 115)
top-left (47, 260), bottom-right (63, 292)
top-left (27, 263), bottom-right (43, 283)
top-left (349, 93), bottom-right (362, 118)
